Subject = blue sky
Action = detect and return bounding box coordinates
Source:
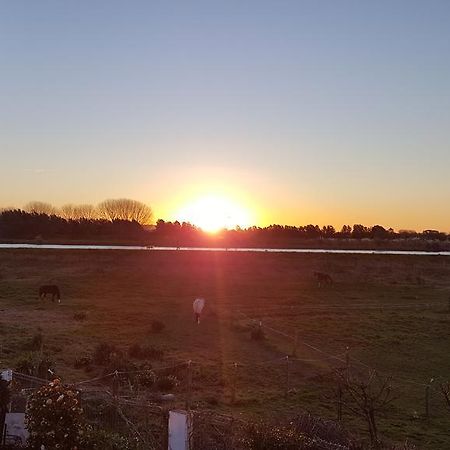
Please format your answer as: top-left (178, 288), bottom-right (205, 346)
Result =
top-left (1, 1), bottom-right (450, 230)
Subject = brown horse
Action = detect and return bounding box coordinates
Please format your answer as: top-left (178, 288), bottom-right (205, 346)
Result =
top-left (314, 272), bottom-right (333, 288)
top-left (39, 285), bottom-right (61, 303)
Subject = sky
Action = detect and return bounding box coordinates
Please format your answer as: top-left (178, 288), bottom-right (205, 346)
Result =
top-left (1, 1), bottom-right (450, 231)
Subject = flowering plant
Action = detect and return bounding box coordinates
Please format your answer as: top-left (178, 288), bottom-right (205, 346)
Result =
top-left (26, 379), bottom-right (85, 450)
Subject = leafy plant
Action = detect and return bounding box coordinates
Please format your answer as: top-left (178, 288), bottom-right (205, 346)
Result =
top-left (26, 379), bottom-right (85, 450)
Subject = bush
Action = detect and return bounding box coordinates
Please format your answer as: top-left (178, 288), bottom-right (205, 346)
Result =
top-left (128, 343), bottom-right (164, 360)
top-left (26, 379), bottom-right (85, 450)
top-left (74, 312), bottom-right (87, 321)
top-left (156, 375), bottom-right (179, 391)
top-left (23, 332), bottom-right (43, 351)
top-left (92, 342), bottom-right (120, 365)
top-left (15, 353), bottom-right (36, 375)
top-left (74, 355), bottom-right (93, 370)
top-left (150, 320), bottom-right (165, 333)
top-left (250, 326), bottom-right (265, 341)
top-left (136, 369), bottom-right (157, 388)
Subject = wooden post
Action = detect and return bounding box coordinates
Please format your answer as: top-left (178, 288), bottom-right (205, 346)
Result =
top-left (231, 362), bottom-right (238, 404)
top-left (186, 360), bottom-right (192, 411)
top-left (447, 297), bottom-right (450, 312)
top-left (285, 356), bottom-right (290, 397)
top-left (112, 371), bottom-right (119, 399)
top-left (292, 331), bottom-right (299, 357)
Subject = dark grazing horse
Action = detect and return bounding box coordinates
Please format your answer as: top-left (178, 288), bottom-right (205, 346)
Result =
top-left (39, 285), bottom-right (61, 303)
top-left (314, 272), bottom-right (333, 288)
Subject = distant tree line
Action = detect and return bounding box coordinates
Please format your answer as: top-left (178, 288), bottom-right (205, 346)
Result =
top-left (1, 200), bottom-right (449, 249)
top-left (154, 220), bottom-right (450, 242)
top-left (0, 199), bottom-right (152, 242)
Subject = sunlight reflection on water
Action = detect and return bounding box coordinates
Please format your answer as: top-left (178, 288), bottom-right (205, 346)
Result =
top-left (0, 243), bottom-right (449, 256)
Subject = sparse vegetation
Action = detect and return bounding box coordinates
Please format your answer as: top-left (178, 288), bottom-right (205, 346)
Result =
top-left (150, 319), bottom-right (165, 334)
top-left (1, 249), bottom-right (450, 448)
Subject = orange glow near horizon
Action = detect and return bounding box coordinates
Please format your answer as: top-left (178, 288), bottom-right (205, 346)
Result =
top-left (174, 194), bottom-right (254, 233)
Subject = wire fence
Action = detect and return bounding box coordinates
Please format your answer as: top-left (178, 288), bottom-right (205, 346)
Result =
top-left (3, 302), bottom-right (450, 448)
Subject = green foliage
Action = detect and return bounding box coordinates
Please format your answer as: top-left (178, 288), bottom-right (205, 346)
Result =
top-left (15, 352), bottom-right (36, 375)
top-left (26, 379), bottom-right (85, 450)
top-left (135, 369), bottom-right (157, 388)
top-left (83, 428), bottom-right (136, 450)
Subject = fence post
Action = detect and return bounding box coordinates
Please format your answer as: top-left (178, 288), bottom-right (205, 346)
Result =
top-left (231, 362), bottom-right (238, 404)
top-left (285, 356), bottom-right (290, 397)
top-left (186, 361), bottom-right (192, 411)
top-left (345, 347), bottom-right (350, 379)
top-left (112, 371), bottom-right (119, 399)
top-left (292, 331), bottom-right (299, 357)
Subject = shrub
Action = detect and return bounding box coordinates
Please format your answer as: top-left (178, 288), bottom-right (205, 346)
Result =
top-left (74, 312), bottom-right (87, 321)
top-left (15, 353), bottom-right (36, 375)
top-left (26, 379), bottom-right (85, 450)
top-left (74, 355), bottom-right (93, 370)
top-left (92, 342), bottom-right (120, 365)
top-left (150, 320), bottom-right (165, 334)
top-left (23, 332), bottom-right (43, 351)
top-left (128, 343), bottom-right (164, 360)
top-left (156, 375), bottom-right (179, 391)
top-left (136, 369), bottom-right (157, 388)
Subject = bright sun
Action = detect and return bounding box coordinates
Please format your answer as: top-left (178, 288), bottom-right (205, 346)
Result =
top-left (176, 194), bottom-right (252, 233)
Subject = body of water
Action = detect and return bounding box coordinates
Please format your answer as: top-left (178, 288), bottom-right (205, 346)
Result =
top-left (0, 243), bottom-right (449, 256)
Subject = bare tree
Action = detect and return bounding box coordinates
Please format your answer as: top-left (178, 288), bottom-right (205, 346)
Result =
top-left (60, 204), bottom-right (99, 221)
top-left (97, 199), bottom-right (153, 224)
top-left (336, 370), bottom-right (395, 447)
top-left (60, 204), bottom-right (77, 220)
top-left (24, 201), bottom-right (57, 216)
top-left (75, 204), bottom-right (99, 220)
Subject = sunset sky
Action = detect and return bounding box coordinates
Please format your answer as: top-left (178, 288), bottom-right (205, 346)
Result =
top-left (1, 1), bottom-right (450, 231)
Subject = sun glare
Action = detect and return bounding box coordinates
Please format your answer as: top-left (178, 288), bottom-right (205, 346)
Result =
top-left (176, 194), bottom-right (252, 233)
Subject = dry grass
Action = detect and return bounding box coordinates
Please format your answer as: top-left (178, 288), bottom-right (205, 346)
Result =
top-left (1, 249), bottom-right (450, 448)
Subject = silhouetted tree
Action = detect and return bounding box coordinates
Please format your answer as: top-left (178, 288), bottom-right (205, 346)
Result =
top-left (322, 225), bottom-right (336, 238)
top-left (340, 225), bottom-right (352, 238)
top-left (352, 224), bottom-right (370, 239)
top-left (97, 199), bottom-right (153, 224)
top-left (60, 203), bottom-right (98, 220)
top-left (24, 201), bottom-right (57, 215)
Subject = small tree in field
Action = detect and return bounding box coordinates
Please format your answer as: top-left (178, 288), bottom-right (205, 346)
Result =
top-left (26, 379), bottom-right (85, 449)
top-left (336, 370), bottom-right (395, 448)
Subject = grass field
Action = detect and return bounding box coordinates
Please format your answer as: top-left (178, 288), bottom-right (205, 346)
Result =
top-left (1, 249), bottom-right (450, 448)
